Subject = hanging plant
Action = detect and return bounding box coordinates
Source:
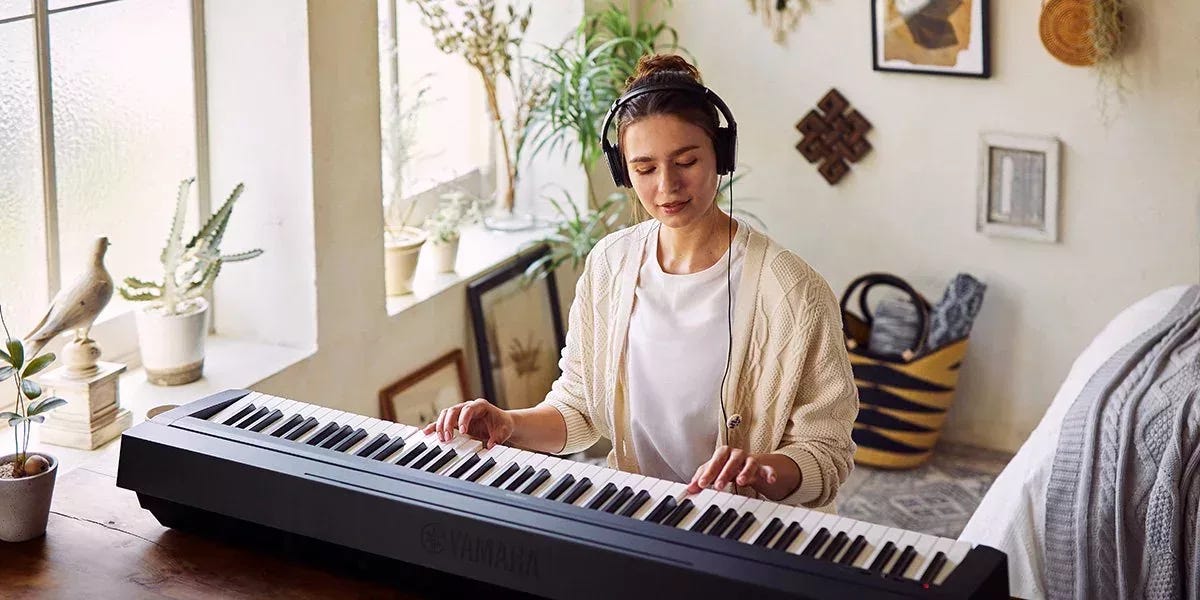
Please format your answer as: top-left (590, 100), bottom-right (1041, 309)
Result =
top-left (1039, 0), bottom-right (1127, 120)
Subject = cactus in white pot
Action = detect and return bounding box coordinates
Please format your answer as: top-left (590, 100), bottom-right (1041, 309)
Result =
top-left (119, 178), bottom-right (263, 385)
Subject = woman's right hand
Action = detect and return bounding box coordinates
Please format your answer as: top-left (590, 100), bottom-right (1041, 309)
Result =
top-left (422, 399), bottom-right (515, 449)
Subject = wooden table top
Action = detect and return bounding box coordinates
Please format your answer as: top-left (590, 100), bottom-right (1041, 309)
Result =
top-left (0, 441), bottom-right (529, 600)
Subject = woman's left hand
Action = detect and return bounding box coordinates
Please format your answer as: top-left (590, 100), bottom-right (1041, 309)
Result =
top-left (686, 445), bottom-right (777, 495)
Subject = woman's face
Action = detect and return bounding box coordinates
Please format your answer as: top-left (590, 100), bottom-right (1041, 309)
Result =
top-left (621, 114), bottom-right (720, 229)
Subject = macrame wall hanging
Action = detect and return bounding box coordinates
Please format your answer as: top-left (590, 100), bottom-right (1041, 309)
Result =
top-left (747, 0), bottom-right (812, 44)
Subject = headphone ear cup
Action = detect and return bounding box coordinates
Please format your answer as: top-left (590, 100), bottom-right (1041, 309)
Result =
top-left (714, 128), bottom-right (736, 175)
top-left (605, 145), bottom-right (631, 188)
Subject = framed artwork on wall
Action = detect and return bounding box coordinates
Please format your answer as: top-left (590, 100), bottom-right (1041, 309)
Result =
top-left (467, 246), bottom-right (565, 411)
top-left (379, 349), bottom-right (470, 427)
top-left (976, 132), bottom-right (1061, 243)
top-left (872, 0), bottom-right (991, 78)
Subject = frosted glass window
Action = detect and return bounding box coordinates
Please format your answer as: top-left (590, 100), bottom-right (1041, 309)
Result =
top-left (0, 1), bottom-right (31, 22)
top-left (387, 0), bottom-right (488, 198)
top-left (0, 19), bottom-right (50, 334)
top-left (50, 0), bottom-right (196, 320)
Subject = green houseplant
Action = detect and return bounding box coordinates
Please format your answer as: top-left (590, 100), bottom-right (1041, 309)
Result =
top-left (0, 304), bottom-right (66, 542)
top-left (423, 191), bottom-right (483, 273)
top-left (118, 178), bottom-right (263, 386)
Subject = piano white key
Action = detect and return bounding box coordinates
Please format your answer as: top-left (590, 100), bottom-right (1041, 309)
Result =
top-left (209, 392), bottom-right (263, 423)
top-left (434, 438), bottom-right (485, 474)
top-left (674, 488), bottom-right (720, 530)
top-left (630, 480), bottom-right (675, 520)
top-left (934, 540), bottom-right (973, 586)
top-left (781, 509), bottom-right (828, 553)
top-left (527, 458), bottom-right (573, 497)
top-left (853, 523), bottom-right (893, 570)
top-left (262, 401), bottom-right (324, 436)
top-left (880, 530), bottom-right (918, 575)
top-left (342, 414), bottom-right (371, 430)
top-left (577, 471), bottom-right (632, 507)
top-left (738, 501), bottom-right (793, 545)
top-left (832, 521), bottom-right (871, 563)
top-left (476, 448), bottom-right (525, 484)
top-left (918, 538), bottom-right (956, 585)
top-left (340, 420), bottom-right (394, 455)
top-left (293, 408), bottom-right (344, 443)
top-left (902, 534), bottom-right (940, 580)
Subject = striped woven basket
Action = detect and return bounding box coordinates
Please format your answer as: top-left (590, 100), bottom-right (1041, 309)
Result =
top-left (841, 274), bottom-right (970, 469)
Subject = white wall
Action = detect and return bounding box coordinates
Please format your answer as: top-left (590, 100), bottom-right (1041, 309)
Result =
top-left (653, 0), bottom-right (1200, 451)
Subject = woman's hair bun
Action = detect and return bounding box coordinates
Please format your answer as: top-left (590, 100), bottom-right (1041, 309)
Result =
top-left (625, 53), bottom-right (702, 89)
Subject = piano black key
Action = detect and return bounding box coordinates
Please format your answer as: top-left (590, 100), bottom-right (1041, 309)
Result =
top-left (753, 517), bottom-right (784, 546)
top-left (284, 417), bottom-right (318, 441)
top-left (919, 551), bottom-right (947, 586)
top-left (888, 546), bottom-right (918, 578)
top-left (354, 433), bottom-right (390, 457)
top-left (819, 532), bottom-right (850, 561)
top-left (488, 463), bottom-right (521, 488)
top-left (410, 446), bottom-right (443, 470)
top-left (868, 542), bottom-right (897, 573)
top-left (425, 449), bottom-right (457, 473)
top-left (543, 474), bottom-right (576, 501)
top-left (770, 522), bottom-right (803, 551)
top-left (234, 406), bottom-right (269, 429)
top-left (688, 505), bottom-right (723, 533)
top-left (661, 499), bottom-right (694, 527)
top-left (560, 478), bottom-right (592, 504)
top-left (838, 535), bottom-right (867, 566)
top-left (644, 496), bottom-right (677, 524)
top-left (585, 483), bottom-right (618, 509)
top-left (724, 511), bottom-right (757, 540)
top-left (448, 454), bottom-right (481, 478)
top-left (319, 425), bottom-right (355, 449)
top-left (465, 457), bottom-right (497, 482)
top-left (617, 490), bottom-right (652, 517)
top-left (222, 404), bottom-right (257, 426)
top-left (601, 487), bottom-right (634, 514)
top-left (395, 442), bottom-right (428, 466)
top-left (371, 436), bottom-right (406, 461)
top-left (706, 509), bottom-right (739, 537)
top-left (504, 465), bottom-right (537, 491)
top-left (332, 428), bottom-right (368, 453)
top-left (519, 469), bottom-right (552, 494)
top-left (249, 409), bottom-right (284, 433)
top-left (304, 422), bottom-right (340, 446)
top-left (269, 414), bottom-right (303, 437)
top-left (800, 528), bottom-right (831, 558)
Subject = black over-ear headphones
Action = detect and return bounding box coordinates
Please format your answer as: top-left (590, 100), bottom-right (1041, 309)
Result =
top-left (600, 81), bottom-right (738, 188)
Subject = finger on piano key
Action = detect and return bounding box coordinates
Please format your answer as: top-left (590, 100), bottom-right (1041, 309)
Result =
top-left (918, 538), bottom-right (954, 587)
top-left (934, 540), bottom-right (973, 586)
top-left (209, 392), bottom-right (264, 424)
top-left (900, 534), bottom-right (939, 581)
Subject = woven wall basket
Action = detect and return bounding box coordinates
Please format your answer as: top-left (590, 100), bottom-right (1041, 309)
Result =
top-left (1040, 0), bottom-right (1099, 66)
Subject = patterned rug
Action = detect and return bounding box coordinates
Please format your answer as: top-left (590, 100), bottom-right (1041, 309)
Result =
top-left (836, 444), bottom-right (1012, 539)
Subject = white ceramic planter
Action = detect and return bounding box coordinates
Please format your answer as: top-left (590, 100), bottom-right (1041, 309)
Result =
top-left (429, 237), bottom-right (459, 273)
top-left (135, 297), bottom-right (209, 386)
top-left (0, 452), bottom-right (58, 542)
top-left (384, 226), bottom-right (426, 295)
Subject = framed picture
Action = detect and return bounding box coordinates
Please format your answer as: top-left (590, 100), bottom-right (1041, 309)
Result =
top-left (467, 246), bottom-right (565, 411)
top-left (976, 132), bottom-right (1061, 243)
top-left (379, 349), bottom-right (469, 427)
top-left (871, 0), bottom-right (990, 78)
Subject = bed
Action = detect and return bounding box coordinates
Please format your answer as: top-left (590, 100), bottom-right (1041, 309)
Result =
top-left (957, 284), bottom-right (1195, 600)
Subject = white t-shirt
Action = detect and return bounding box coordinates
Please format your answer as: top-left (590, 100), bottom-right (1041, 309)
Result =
top-left (626, 220), bottom-right (749, 483)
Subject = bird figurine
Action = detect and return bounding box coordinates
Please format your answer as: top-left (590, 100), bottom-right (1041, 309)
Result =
top-left (24, 236), bottom-right (114, 358)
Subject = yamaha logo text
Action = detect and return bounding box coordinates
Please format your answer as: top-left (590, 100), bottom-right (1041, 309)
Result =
top-left (420, 523), bottom-right (540, 579)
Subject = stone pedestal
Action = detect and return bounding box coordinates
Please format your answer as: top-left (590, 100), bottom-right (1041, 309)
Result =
top-left (35, 362), bottom-right (131, 450)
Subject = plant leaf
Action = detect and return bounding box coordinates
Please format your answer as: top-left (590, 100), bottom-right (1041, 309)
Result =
top-left (21, 379), bottom-right (41, 401)
top-left (0, 366), bottom-right (12, 382)
top-left (0, 411), bottom-right (18, 421)
top-left (22, 352), bottom-right (55, 378)
top-left (0, 345), bottom-right (10, 365)
top-left (28, 415), bottom-right (44, 424)
top-left (7, 415), bottom-right (22, 427)
top-left (6, 338), bottom-right (23, 370)
top-left (28, 397), bottom-right (66, 416)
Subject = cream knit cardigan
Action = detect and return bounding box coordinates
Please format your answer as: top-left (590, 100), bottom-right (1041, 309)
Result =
top-left (540, 220), bottom-right (859, 509)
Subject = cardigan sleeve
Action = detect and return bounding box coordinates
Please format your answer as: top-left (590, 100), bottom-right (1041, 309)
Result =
top-left (539, 251), bottom-right (603, 455)
top-left (773, 275), bottom-right (860, 508)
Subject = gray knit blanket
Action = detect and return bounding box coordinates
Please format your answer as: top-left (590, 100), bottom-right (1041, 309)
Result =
top-left (1046, 285), bottom-right (1200, 600)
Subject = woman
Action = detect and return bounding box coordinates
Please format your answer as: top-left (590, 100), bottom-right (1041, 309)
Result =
top-left (425, 54), bottom-right (858, 511)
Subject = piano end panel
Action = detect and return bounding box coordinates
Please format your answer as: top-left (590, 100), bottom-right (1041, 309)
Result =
top-left (941, 545), bottom-right (1009, 600)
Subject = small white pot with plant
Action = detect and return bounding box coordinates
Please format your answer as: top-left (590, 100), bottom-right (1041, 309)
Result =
top-left (384, 214), bottom-right (427, 296)
top-left (0, 305), bottom-right (68, 542)
top-left (424, 191), bottom-right (482, 273)
top-left (119, 178), bottom-right (263, 386)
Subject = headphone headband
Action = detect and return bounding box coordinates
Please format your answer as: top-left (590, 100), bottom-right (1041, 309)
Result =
top-left (600, 80), bottom-right (738, 187)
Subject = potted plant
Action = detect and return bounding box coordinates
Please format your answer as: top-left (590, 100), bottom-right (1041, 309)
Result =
top-left (381, 73), bottom-right (435, 296)
top-left (424, 191), bottom-right (483, 273)
top-left (0, 305), bottom-right (67, 542)
top-left (119, 178), bottom-right (263, 386)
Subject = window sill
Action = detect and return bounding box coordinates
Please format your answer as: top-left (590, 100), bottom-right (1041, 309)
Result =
top-left (385, 223), bottom-right (553, 317)
top-left (2, 336), bottom-right (313, 476)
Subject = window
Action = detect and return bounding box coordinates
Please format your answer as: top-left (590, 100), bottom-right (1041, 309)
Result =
top-left (0, 0), bottom-right (202, 363)
top-left (377, 0), bottom-right (490, 219)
